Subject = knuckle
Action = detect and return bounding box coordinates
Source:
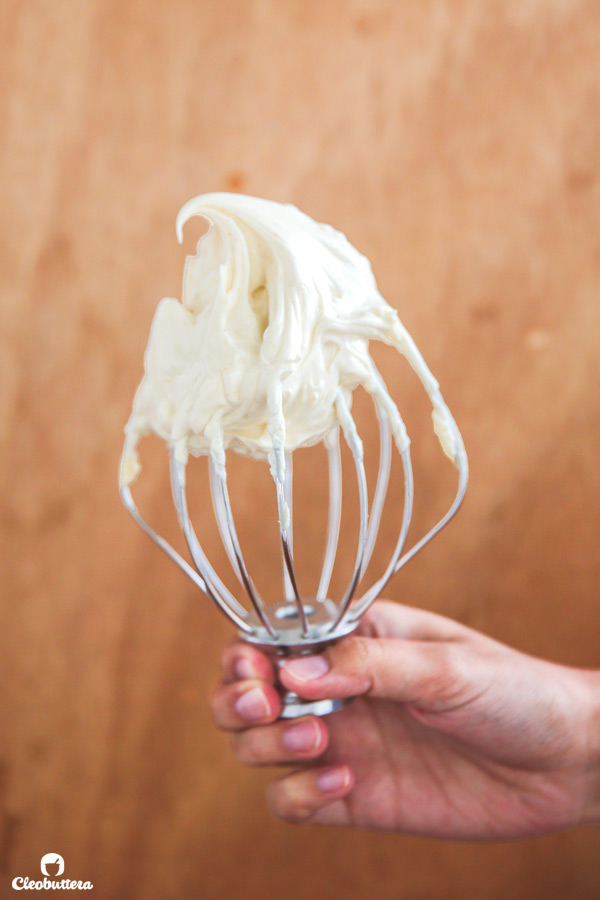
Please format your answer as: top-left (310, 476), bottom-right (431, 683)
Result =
top-left (284, 807), bottom-right (313, 824)
top-left (209, 687), bottom-right (224, 723)
top-left (208, 681), bottom-right (224, 705)
top-left (352, 636), bottom-right (373, 666)
top-left (356, 607), bottom-right (381, 637)
top-left (210, 685), bottom-right (236, 729)
top-left (221, 640), bottom-right (240, 666)
top-left (358, 601), bottom-right (394, 638)
top-left (223, 639), bottom-right (251, 666)
top-left (335, 635), bottom-right (370, 669)
top-left (267, 789), bottom-right (312, 824)
top-left (230, 731), bottom-right (263, 766)
top-left (328, 636), bottom-right (376, 693)
top-left (211, 703), bottom-right (226, 730)
top-left (421, 643), bottom-right (463, 705)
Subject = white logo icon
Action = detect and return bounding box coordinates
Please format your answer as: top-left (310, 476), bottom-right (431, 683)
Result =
top-left (12, 853), bottom-right (92, 890)
top-left (40, 855), bottom-right (64, 878)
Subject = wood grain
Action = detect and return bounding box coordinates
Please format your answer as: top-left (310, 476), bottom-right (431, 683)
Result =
top-left (1, 1), bottom-right (599, 898)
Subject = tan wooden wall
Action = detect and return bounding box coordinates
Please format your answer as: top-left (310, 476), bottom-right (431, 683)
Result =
top-left (2, 2), bottom-right (599, 898)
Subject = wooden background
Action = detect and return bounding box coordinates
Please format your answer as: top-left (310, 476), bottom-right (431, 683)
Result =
top-left (2, 1), bottom-right (599, 898)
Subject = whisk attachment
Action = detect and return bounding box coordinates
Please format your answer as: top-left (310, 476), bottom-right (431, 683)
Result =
top-left (119, 194), bottom-right (469, 718)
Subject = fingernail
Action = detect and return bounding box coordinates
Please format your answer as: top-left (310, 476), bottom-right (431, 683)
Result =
top-left (234, 657), bottom-right (256, 681)
top-left (234, 687), bottom-right (270, 721)
top-left (317, 766), bottom-right (350, 793)
top-left (282, 720), bottom-right (320, 753)
top-left (283, 655), bottom-right (330, 681)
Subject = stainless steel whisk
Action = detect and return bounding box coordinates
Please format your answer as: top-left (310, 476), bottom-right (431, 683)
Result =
top-left (121, 387), bottom-right (468, 718)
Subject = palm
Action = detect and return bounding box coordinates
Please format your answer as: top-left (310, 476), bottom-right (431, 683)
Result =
top-left (316, 679), bottom-right (582, 839)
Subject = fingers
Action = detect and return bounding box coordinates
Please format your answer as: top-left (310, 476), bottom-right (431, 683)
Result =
top-left (221, 640), bottom-right (276, 685)
top-left (231, 715), bottom-right (329, 766)
top-left (211, 679), bottom-right (282, 730)
top-left (266, 765), bottom-right (354, 825)
top-left (276, 599), bottom-right (469, 708)
top-left (279, 634), bottom-right (460, 710)
top-left (357, 599), bottom-right (466, 642)
top-left (212, 641), bottom-right (281, 730)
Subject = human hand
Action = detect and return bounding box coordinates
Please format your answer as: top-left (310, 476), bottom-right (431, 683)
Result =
top-left (210, 601), bottom-right (600, 839)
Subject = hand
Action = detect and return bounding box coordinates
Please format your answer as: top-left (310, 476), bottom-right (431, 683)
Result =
top-left (210, 601), bottom-right (600, 839)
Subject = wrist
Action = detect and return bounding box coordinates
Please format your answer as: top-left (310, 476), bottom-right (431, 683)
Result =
top-left (581, 670), bottom-right (600, 826)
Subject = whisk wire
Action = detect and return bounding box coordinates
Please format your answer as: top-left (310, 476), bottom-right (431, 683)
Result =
top-left (209, 459), bottom-right (242, 580)
top-left (214, 462), bottom-right (277, 637)
top-left (169, 452), bottom-right (247, 617)
top-left (120, 482), bottom-right (253, 633)
top-left (333, 392), bottom-right (369, 625)
top-left (280, 535), bottom-right (309, 636)
top-left (362, 414), bottom-right (392, 573)
top-left (317, 428), bottom-right (342, 602)
top-left (392, 449), bottom-right (468, 577)
top-left (282, 453), bottom-right (295, 604)
top-left (346, 444), bottom-right (414, 623)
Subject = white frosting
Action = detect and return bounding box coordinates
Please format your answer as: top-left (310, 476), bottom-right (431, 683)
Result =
top-left (120, 193), bottom-right (462, 504)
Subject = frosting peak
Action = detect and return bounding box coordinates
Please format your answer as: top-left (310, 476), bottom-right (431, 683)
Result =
top-left (120, 193), bottom-right (462, 491)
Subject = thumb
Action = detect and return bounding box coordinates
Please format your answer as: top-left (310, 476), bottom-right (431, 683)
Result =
top-left (279, 636), bottom-right (456, 708)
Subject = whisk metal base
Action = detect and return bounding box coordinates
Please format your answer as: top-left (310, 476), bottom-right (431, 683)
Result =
top-left (240, 599), bottom-right (359, 718)
top-left (278, 694), bottom-right (352, 719)
top-left (240, 598), bottom-right (359, 651)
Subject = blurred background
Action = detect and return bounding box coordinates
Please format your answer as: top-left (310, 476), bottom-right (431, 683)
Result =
top-left (2, 1), bottom-right (599, 898)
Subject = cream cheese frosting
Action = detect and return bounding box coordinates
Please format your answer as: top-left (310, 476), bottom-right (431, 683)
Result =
top-left (120, 193), bottom-right (463, 500)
